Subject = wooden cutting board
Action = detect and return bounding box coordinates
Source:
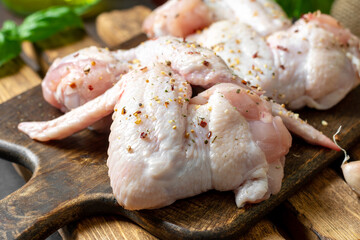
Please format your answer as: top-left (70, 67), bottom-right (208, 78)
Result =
top-left (0, 65), bottom-right (359, 240)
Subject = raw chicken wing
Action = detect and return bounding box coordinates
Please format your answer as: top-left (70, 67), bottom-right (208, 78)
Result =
top-left (107, 63), bottom-right (292, 209)
top-left (267, 12), bottom-right (360, 109)
top-left (143, 0), bottom-right (291, 38)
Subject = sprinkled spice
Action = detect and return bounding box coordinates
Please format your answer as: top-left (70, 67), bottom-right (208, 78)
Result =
top-left (202, 60), bottom-right (210, 66)
top-left (166, 60), bottom-right (172, 66)
top-left (171, 84), bottom-right (175, 91)
top-left (199, 120), bottom-right (207, 128)
top-left (185, 132), bottom-right (190, 138)
top-left (91, 61), bottom-right (96, 66)
top-left (236, 89), bottom-right (240, 94)
top-left (252, 52), bottom-right (258, 58)
top-left (172, 125), bottom-right (177, 129)
top-left (140, 132), bottom-right (148, 139)
top-left (88, 85), bottom-right (94, 91)
top-left (84, 67), bottom-right (91, 75)
top-left (134, 111), bottom-right (142, 116)
top-left (207, 131), bottom-right (212, 139)
top-left (241, 80), bottom-right (247, 85)
top-left (126, 145), bottom-right (133, 153)
top-left (135, 119), bottom-right (142, 124)
top-left (73, 53), bottom-right (79, 57)
top-left (277, 46), bottom-right (288, 52)
top-left (280, 65), bottom-right (285, 70)
top-left (164, 101), bottom-right (169, 108)
top-left (69, 82), bottom-right (76, 88)
top-left (121, 107), bottom-right (126, 115)
top-left (204, 140), bottom-right (209, 144)
top-left (139, 103), bottom-right (143, 107)
top-left (140, 66), bottom-right (148, 72)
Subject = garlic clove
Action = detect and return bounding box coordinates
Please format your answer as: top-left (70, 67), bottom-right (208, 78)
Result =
top-left (341, 161), bottom-right (360, 196)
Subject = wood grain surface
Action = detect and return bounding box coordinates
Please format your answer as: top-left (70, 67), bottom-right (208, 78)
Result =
top-left (280, 145), bottom-right (360, 240)
top-left (96, 6), bottom-right (151, 48)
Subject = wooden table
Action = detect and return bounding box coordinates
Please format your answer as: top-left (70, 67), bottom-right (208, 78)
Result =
top-left (0, 1), bottom-right (359, 239)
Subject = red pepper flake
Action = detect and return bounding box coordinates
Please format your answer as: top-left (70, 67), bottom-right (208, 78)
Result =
top-left (294, 29), bottom-right (299, 33)
top-left (166, 60), bottom-right (172, 66)
top-left (121, 107), bottom-right (126, 115)
top-left (199, 120), bottom-right (207, 128)
top-left (140, 132), bottom-right (148, 139)
top-left (164, 101), bottom-right (169, 108)
top-left (280, 65), bottom-right (285, 70)
top-left (252, 52), bottom-right (258, 58)
top-left (207, 131), bottom-right (212, 139)
top-left (140, 66), bottom-right (148, 72)
top-left (88, 85), bottom-right (94, 91)
top-left (187, 51), bottom-right (200, 55)
top-left (73, 53), bottom-right (79, 58)
top-left (69, 82), bottom-right (76, 88)
top-left (277, 45), bottom-right (288, 52)
top-left (241, 80), bottom-right (247, 85)
top-left (171, 84), bottom-right (175, 91)
top-left (202, 60), bottom-right (210, 67)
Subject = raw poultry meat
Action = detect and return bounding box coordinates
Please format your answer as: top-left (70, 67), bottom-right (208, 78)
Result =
top-left (19, 37), bottom-right (246, 141)
top-left (143, 0), bottom-right (291, 38)
top-left (187, 12), bottom-right (360, 109)
top-left (41, 38), bottom-right (240, 116)
top-left (107, 63), bottom-right (291, 209)
top-left (267, 12), bottom-right (360, 109)
top-left (18, 39), bottom-right (340, 209)
top-left (23, 37), bottom-right (338, 150)
top-left (22, 62), bottom-right (293, 209)
top-left (41, 46), bottom-right (130, 131)
top-left (42, 46), bottom-right (128, 113)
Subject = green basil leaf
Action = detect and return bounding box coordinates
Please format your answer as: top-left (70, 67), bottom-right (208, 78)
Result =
top-left (275, 0), bottom-right (333, 18)
top-left (18, 6), bottom-right (83, 42)
top-left (73, 0), bottom-right (101, 16)
top-left (0, 22), bottom-right (21, 66)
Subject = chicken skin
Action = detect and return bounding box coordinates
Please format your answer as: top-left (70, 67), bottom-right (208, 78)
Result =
top-left (107, 63), bottom-right (291, 209)
top-left (188, 13), bottom-right (360, 109)
top-left (143, 0), bottom-right (290, 38)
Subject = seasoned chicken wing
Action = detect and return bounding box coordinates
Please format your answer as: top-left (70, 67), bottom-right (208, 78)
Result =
top-left (188, 13), bottom-right (360, 109)
top-left (107, 63), bottom-right (291, 209)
